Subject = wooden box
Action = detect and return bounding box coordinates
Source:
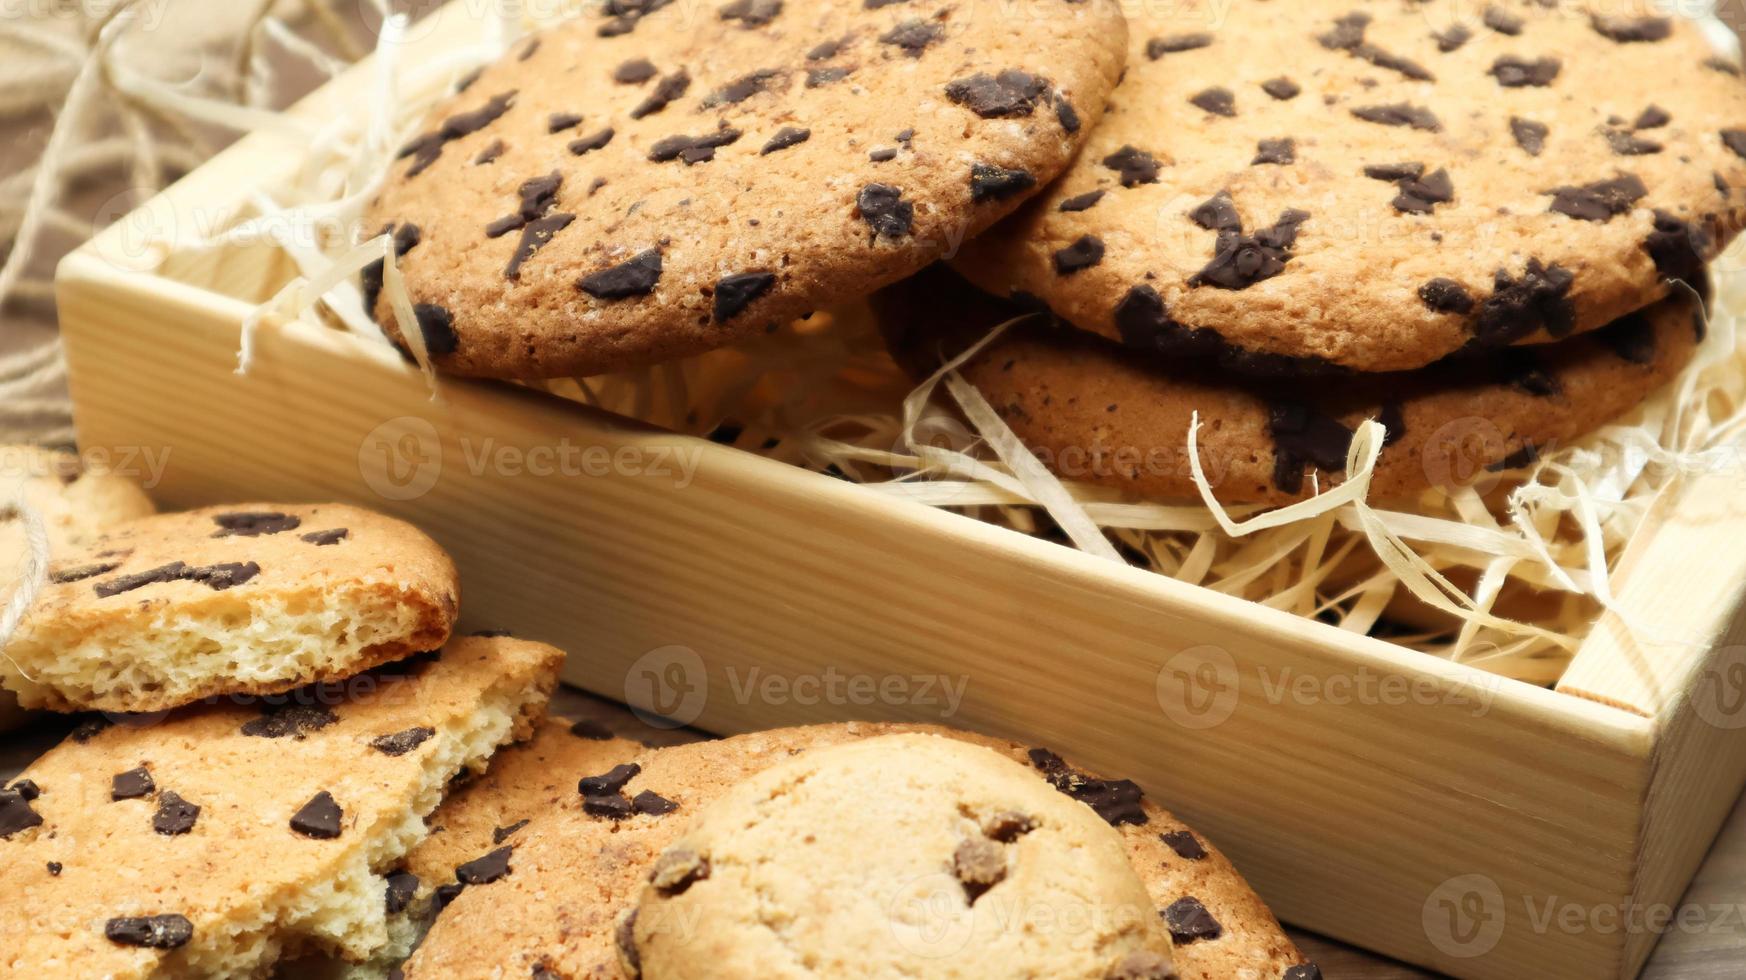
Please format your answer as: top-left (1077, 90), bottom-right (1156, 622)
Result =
top-left (52, 6), bottom-right (1746, 978)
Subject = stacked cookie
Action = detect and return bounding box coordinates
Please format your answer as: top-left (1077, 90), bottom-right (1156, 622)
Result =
top-left (362, 0), bottom-right (1746, 506)
top-left (0, 501), bottom-right (565, 978)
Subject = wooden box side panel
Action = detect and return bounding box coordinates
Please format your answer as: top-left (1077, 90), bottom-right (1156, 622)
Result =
top-left (57, 259), bottom-right (1658, 979)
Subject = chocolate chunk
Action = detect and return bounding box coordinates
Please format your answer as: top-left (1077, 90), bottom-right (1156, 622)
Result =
top-left (1434, 23), bottom-right (1472, 52)
top-left (1316, 12), bottom-right (1368, 51)
top-left (153, 792), bottom-right (199, 835)
top-left (397, 90), bottom-right (516, 177)
top-left (72, 717), bottom-right (113, 743)
top-left (1102, 145), bottom-right (1160, 186)
top-left (1378, 403), bottom-right (1407, 447)
top-left (1605, 128), bottom-right (1662, 155)
top-left (385, 871), bottom-right (419, 914)
top-left (1106, 951), bottom-right (1177, 980)
top-left (1597, 312), bottom-right (1658, 364)
top-left (952, 838), bottom-right (1006, 900)
top-left (1350, 103), bottom-right (1440, 131)
top-left (613, 58), bottom-right (657, 83)
top-left (579, 764), bottom-right (641, 797)
top-left (598, 0), bottom-right (675, 35)
top-left (570, 719), bottom-right (614, 740)
top-left (806, 66), bottom-right (851, 87)
top-left (1635, 106), bottom-right (1671, 129)
top-left (1284, 967), bottom-right (1324, 980)
top-left (1189, 191), bottom-right (1241, 232)
top-left (1163, 896), bottom-right (1223, 944)
top-left (880, 19), bottom-right (942, 57)
top-left (1027, 747), bottom-right (1148, 826)
top-left (761, 126), bottom-right (810, 154)
top-left (46, 862), bottom-right (61, 875)
top-left (969, 163), bottom-right (1035, 202)
top-left (1059, 190), bottom-right (1105, 212)
top-left (242, 703), bottom-right (336, 739)
top-left (945, 70), bottom-right (1047, 118)
top-left (112, 767), bottom-right (154, 800)
top-left (1391, 168), bottom-right (1454, 215)
top-left (300, 528), bottom-right (348, 546)
top-left (649, 848), bottom-right (710, 894)
top-left (1189, 86), bottom-right (1235, 117)
top-left (1495, 348), bottom-right (1561, 396)
top-left (869, 147), bottom-right (898, 162)
top-left (1419, 278), bottom-right (1474, 314)
top-left (1721, 129), bottom-right (1746, 160)
top-left (1147, 33), bottom-right (1212, 58)
top-left (583, 794), bottom-right (635, 819)
top-left (1645, 210), bottom-right (1708, 289)
top-left (712, 271), bottom-right (776, 323)
top-left (1592, 14), bottom-right (1671, 42)
top-left (1547, 174), bottom-right (1647, 222)
top-left (291, 791), bottom-right (344, 839)
top-left (1318, 13), bottom-right (1431, 80)
top-left (857, 183), bottom-right (914, 239)
top-left (719, 0), bottom-right (781, 26)
top-left (52, 561), bottom-right (120, 584)
top-left (1363, 162), bottom-right (1424, 182)
top-left (984, 811), bottom-right (1035, 842)
top-left (506, 213), bottom-right (575, 281)
top-left (1488, 444), bottom-right (1541, 472)
top-left (547, 112), bottom-right (583, 134)
top-left (632, 790), bottom-right (679, 815)
top-left (10, 780), bottom-right (38, 801)
top-left (1490, 55), bottom-right (1560, 87)
top-left (704, 68), bottom-right (783, 107)
top-left (105, 915), bottom-right (193, 949)
top-left (1055, 96), bottom-right (1081, 132)
top-left (433, 882), bottom-right (465, 910)
top-left (1510, 117), bottom-right (1549, 156)
top-left (1253, 138), bottom-right (1294, 165)
top-left (568, 128), bottom-right (614, 155)
top-left (1053, 235), bottom-right (1105, 275)
top-left (0, 788), bottom-right (43, 837)
top-left (94, 560), bottom-right (260, 598)
top-left (1474, 259), bottom-right (1576, 344)
top-left (456, 845), bottom-right (513, 884)
top-left (1483, 6), bottom-right (1522, 34)
top-left (494, 820), bottom-right (530, 844)
top-left (807, 37), bottom-right (844, 60)
top-left (413, 304), bottom-right (458, 356)
top-left (648, 126), bottom-right (742, 164)
top-left (361, 221), bottom-right (422, 313)
top-left (629, 69), bottom-right (690, 119)
top-left (212, 511), bottom-right (300, 537)
top-left (1161, 830), bottom-right (1207, 860)
top-left (1269, 401), bottom-right (1356, 493)
top-left (1261, 76), bottom-right (1300, 100)
top-left (1191, 209), bottom-right (1309, 290)
top-left (579, 249), bottom-right (663, 298)
top-left (473, 140), bottom-right (504, 165)
top-left (371, 726), bottom-right (436, 756)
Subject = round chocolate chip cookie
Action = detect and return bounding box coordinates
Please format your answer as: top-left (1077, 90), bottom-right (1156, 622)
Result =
top-left (631, 733), bottom-right (1177, 979)
top-left (877, 266), bottom-right (1701, 504)
top-left (403, 722), bottom-right (1310, 980)
top-left (364, 0), bottom-right (1127, 379)
top-left (952, 0), bottom-right (1746, 375)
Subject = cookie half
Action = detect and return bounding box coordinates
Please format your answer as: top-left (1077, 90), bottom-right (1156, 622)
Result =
top-left (632, 733), bottom-right (1178, 979)
top-left (953, 0), bottom-right (1745, 374)
top-left (364, 0), bottom-right (1128, 379)
top-left (4, 503), bottom-right (459, 713)
top-left (878, 266), bottom-right (1701, 504)
top-left (402, 722), bottom-right (1309, 980)
top-left (0, 635), bottom-right (562, 980)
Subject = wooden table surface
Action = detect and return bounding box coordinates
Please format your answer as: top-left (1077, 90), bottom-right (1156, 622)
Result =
top-left (5, 683), bottom-right (1744, 978)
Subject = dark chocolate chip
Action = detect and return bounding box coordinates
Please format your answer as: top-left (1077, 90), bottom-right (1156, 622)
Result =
top-left (1721, 129), bottom-right (1746, 160)
top-left (300, 528), bottom-right (348, 546)
top-left (1191, 209), bottom-right (1309, 290)
top-left (1059, 189), bottom-right (1105, 212)
top-left (713, 271), bottom-right (775, 323)
top-left (291, 791), bottom-right (343, 839)
top-left (568, 128), bottom-right (614, 156)
top-left (632, 790), bottom-right (679, 816)
top-left (1189, 86), bottom-right (1235, 117)
top-left (649, 848), bottom-right (711, 894)
top-left (242, 703), bottom-right (337, 739)
top-left (1261, 76), bottom-right (1300, 100)
top-left (152, 792), bottom-right (199, 835)
top-left (598, 0), bottom-right (676, 35)
top-left (1163, 896), bottom-right (1223, 944)
top-left (72, 717), bottom-right (113, 743)
top-left (1253, 138), bottom-right (1295, 165)
top-left (570, 719), bottom-right (614, 740)
top-left (806, 66), bottom-right (851, 87)
top-left (52, 561), bottom-right (120, 584)
top-left (1419, 278), bottom-right (1475, 314)
top-left (969, 163), bottom-right (1035, 202)
top-left (1102, 145), bottom-right (1160, 186)
top-left (629, 70), bottom-right (690, 119)
top-left (112, 767), bottom-right (154, 800)
top-left (880, 19), bottom-right (942, 57)
top-left (1391, 168), bottom-right (1454, 215)
top-left (1488, 443), bottom-right (1541, 472)
top-left (952, 838), bottom-right (1006, 900)
top-left (1597, 311), bottom-right (1658, 364)
top-left (807, 37), bottom-right (843, 60)
top-left (212, 511), bottom-right (300, 537)
top-left (1378, 402), bottom-right (1407, 446)
top-left (1146, 33), bottom-right (1212, 58)
top-left (433, 882), bottom-right (465, 910)
top-left (1645, 210), bottom-right (1709, 288)
top-left (456, 845), bottom-right (513, 884)
top-left (398, 91), bottom-right (516, 177)
top-left (1268, 401), bottom-right (1355, 493)
top-left (494, 820), bottom-right (530, 844)
top-left (371, 727), bottom-right (436, 757)
top-left (1490, 55), bottom-right (1560, 87)
top-left (1510, 117), bottom-right (1549, 156)
top-left (105, 915), bottom-right (193, 949)
top-left (583, 794), bottom-right (635, 819)
top-left (869, 147), bottom-right (898, 162)
top-left (385, 871), bottom-right (419, 914)
top-left (1362, 162), bottom-right (1424, 182)
top-left (46, 862), bottom-right (61, 875)
top-left (506, 213), bottom-right (575, 281)
top-left (1027, 747), bottom-right (1149, 826)
top-left (546, 112), bottom-right (583, 134)
top-left (1190, 191), bottom-right (1242, 232)
top-left (579, 249), bottom-right (663, 298)
top-left (761, 126), bottom-right (810, 154)
top-left (413, 304), bottom-right (458, 356)
top-left (719, 0), bottom-right (781, 26)
top-left (1053, 235), bottom-right (1105, 275)
top-left (361, 221), bottom-right (421, 313)
top-left (1350, 103), bottom-right (1441, 130)
top-left (10, 780), bottom-right (38, 801)
top-left (1495, 348), bottom-right (1561, 396)
top-left (94, 560), bottom-right (260, 598)
top-left (1056, 97), bottom-right (1081, 132)
top-left (703, 68), bottom-right (783, 107)
top-left (613, 58), bottom-right (657, 84)
top-left (1483, 6), bottom-right (1522, 34)
top-left (1605, 128), bottom-right (1663, 156)
top-left (1434, 24), bottom-right (1472, 52)
top-left (1475, 259), bottom-right (1576, 344)
top-left (579, 764), bottom-right (641, 797)
top-left (857, 183), bottom-right (914, 239)
top-left (0, 789), bottom-right (43, 837)
top-left (474, 140), bottom-right (504, 165)
top-left (1546, 174), bottom-right (1647, 222)
top-left (648, 126), bottom-right (743, 165)
top-left (1592, 14), bottom-right (1672, 42)
top-left (1161, 830), bottom-right (1207, 860)
top-left (1635, 106), bottom-right (1671, 130)
top-left (945, 70), bottom-right (1046, 118)
top-left (1316, 12), bottom-right (1369, 51)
